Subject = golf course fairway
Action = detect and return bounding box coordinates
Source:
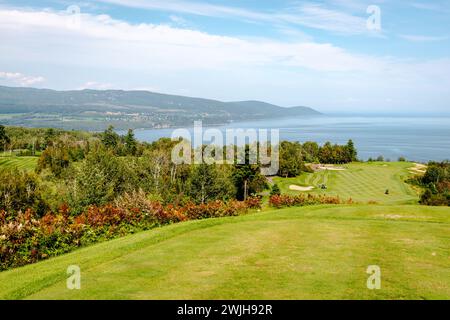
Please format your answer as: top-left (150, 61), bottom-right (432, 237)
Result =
top-left (1, 204), bottom-right (449, 300)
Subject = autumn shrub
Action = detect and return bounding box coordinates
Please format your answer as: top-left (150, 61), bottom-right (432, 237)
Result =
top-left (244, 196), bottom-right (263, 209)
top-left (0, 195), bottom-right (261, 271)
top-left (269, 194), bottom-right (352, 208)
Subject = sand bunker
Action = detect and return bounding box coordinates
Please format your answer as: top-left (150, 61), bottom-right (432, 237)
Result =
top-left (289, 185), bottom-right (315, 191)
top-left (409, 163), bottom-right (427, 174)
top-left (317, 165), bottom-right (346, 171)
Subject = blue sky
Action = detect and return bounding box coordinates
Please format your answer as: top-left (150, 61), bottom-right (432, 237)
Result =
top-left (0, 0), bottom-right (449, 113)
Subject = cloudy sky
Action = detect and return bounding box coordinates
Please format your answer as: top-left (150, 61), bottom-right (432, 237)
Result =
top-left (0, 0), bottom-right (449, 113)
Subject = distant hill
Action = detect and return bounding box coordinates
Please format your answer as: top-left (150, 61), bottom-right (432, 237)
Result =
top-left (0, 86), bottom-right (321, 130)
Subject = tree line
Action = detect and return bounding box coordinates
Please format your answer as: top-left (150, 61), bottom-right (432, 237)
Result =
top-left (0, 125), bottom-right (362, 217)
top-left (411, 161), bottom-right (450, 206)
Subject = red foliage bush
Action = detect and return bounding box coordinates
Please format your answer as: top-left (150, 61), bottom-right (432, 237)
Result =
top-left (0, 194), bottom-right (261, 271)
top-left (244, 196), bottom-right (263, 209)
top-left (269, 194), bottom-right (352, 208)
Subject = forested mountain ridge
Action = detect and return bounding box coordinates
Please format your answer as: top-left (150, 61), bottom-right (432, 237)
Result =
top-left (0, 86), bottom-right (321, 130)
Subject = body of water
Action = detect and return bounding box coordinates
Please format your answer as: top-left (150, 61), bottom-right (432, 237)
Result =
top-left (127, 115), bottom-right (450, 163)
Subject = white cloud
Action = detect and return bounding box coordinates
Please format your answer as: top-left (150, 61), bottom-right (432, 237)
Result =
top-left (0, 7), bottom-right (449, 111)
top-left (96, 0), bottom-right (372, 35)
top-left (278, 3), bottom-right (368, 34)
top-left (0, 71), bottom-right (45, 86)
top-left (96, 0), bottom-right (274, 21)
top-left (169, 15), bottom-right (189, 27)
top-left (79, 81), bottom-right (114, 90)
top-left (0, 8), bottom-right (384, 73)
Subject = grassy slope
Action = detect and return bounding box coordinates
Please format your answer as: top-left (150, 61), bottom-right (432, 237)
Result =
top-left (273, 162), bottom-right (418, 205)
top-left (0, 156), bottom-right (38, 171)
top-left (0, 205), bottom-right (449, 300)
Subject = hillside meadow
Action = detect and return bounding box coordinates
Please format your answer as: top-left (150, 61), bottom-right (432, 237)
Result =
top-left (0, 204), bottom-right (448, 300)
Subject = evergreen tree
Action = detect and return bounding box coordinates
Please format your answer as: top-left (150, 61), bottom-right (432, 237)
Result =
top-left (233, 163), bottom-right (267, 200)
top-left (124, 129), bottom-right (138, 156)
top-left (346, 139), bottom-right (357, 162)
top-left (270, 183), bottom-right (281, 196)
top-left (101, 125), bottom-right (120, 151)
top-left (44, 128), bottom-right (56, 148)
top-left (231, 145), bottom-right (268, 200)
top-left (0, 125), bottom-right (10, 151)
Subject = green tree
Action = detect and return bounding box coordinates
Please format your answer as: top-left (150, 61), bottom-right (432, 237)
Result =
top-left (233, 164), bottom-right (267, 201)
top-left (44, 128), bottom-right (56, 148)
top-left (270, 183), bottom-right (281, 196)
top-left (124, 129), bottom-right (138, 156)
top-left (230, 145), bottom-right (268, 200)
top-left (318, 142), bottom-right (334, 164)
top-left (188, 164), bottom-right (235, 204)
top-left (302, 141), bottom-right (319, 162)
top-left (346, 139), bottom-right (357, 162)
top-left (68, 148), bottom-right (137, 213)
top-left (101, 125), bottom-right (120, 151)
top-left (0, 168), bottom-right (47, 216)
top-left (278, 141), bottom-right (303, 177)
top-left (0, 125), bottom-right (10, 151)
top-left (37, 143), bottom-right (70, 177)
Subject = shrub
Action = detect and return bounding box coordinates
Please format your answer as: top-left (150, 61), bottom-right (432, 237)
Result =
top-left (270, 184), bottom-right (281, 196)
top-left (67, 148), bottom-right (138, 214)
top-left (0, 168), bottom-right (48, 217)
top-left (416, 161), bottom-right (449, 206)
top-left (245, 196), bottom-right (262, 209)
top-left (37, 144), bottom-right (70, 177)
top-left (269, 194), bottom-right (351, 208)
top-left (0, 194), bottom-right (261, 271)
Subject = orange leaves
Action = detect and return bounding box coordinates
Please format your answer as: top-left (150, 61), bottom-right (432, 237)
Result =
top-left (0, 196), bottom-right (262, 271)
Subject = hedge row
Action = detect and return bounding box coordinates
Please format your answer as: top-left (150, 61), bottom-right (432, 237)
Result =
top-left (0, 192), bottom-right (261, 271)
top-left (268, 194), bottom-right (353, 208)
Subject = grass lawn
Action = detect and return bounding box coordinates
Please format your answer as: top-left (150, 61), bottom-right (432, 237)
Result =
top-left (273, 162), bottom-right (419, 205)
top-left (1, 204), bottom-right (449, 300)
top-left (0, 156), bottom-right (38, 171)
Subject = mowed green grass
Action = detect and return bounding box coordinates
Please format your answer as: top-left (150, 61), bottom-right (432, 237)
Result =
top-left (273, 162), bottom-right (419, 205)
top-left (1, 205), bottom-right (449, 300)
top-left (0, 156), bottom-right (38, 171)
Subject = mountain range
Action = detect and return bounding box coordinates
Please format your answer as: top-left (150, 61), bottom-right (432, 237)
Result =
top-left (0, 86), bottom-right (321, 130)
